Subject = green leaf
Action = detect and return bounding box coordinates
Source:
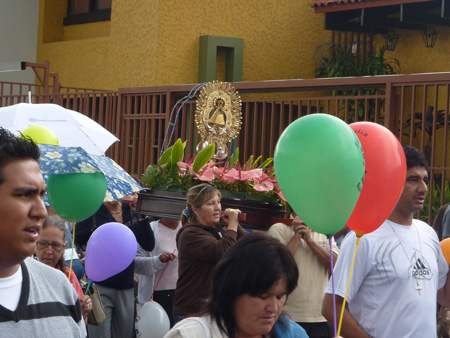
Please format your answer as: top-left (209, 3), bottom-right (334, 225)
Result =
top-left (253, 155), bottom-right (262, 168)
top-left (228, 152), bottom-right (235, 169)
top-left (228, 148), bottom-right (240, 168)
top-left (233, 148), bottom-right (240, 167)
top-left (158, 147), bottom-right (172, 166)
top-left (259, 157), bottom-right (273, 169)
top-left (269, 166), bottom-right (275, 176)
top-left (170, 139), bottom-right (184, 165)
top-left (244, 155), bottom-right (254, 170)
top-left (192, 143), bottom-right (215, 172)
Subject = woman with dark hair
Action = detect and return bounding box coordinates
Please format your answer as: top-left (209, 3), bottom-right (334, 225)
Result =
top-left (172, 183), bottom-right (247, 322)
top-left (165, 233), bottom-right (308, 337)
top-left (35, 215), bottom-right (92, 318)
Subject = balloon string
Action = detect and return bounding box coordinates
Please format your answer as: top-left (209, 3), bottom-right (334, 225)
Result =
top-left (68, 222), bottom-right (76, 281)
top-left (148, 249), bottom-right (176, 302)
top-left (337, 236), bottom-right (361, 337)
top-left (329, 236), bottom-right (337, 337)
top-left (84, 279), bottom-right (92, 296)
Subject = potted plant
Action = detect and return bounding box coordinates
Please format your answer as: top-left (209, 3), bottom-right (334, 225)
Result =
top-left (315, 45), bottom-right (399, 123)
top-left (137, 139), bottom-right (286, 230)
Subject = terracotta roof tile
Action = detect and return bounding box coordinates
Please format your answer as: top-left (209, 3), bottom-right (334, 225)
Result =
top-left (311, 0), bottom-right (369, 7)
top-left (311, 0), bottom-right (434, 10)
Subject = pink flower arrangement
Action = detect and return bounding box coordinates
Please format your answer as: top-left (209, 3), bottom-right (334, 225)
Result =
top-left (176, 159), bottom-right (285, 201)
top-left (142, 139), bottom-right (284, 202)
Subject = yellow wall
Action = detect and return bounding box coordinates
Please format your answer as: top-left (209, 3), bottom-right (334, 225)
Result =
top-left (37, 0), bottom-right (331, 90)
top-left (375, 26), bottom-right (450, 74)
top-left (37, 1), bottom-right (450, 90)
top-left (400, 27), bottom-right (450, 74)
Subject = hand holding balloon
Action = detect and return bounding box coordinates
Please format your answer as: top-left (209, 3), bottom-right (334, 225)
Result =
top-left (158, 252), bottom-right (176, 263)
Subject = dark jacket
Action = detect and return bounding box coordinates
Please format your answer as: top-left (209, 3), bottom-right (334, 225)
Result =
top-left (75, 202), bottom-right (155, 289)
top-left (172, 222), bottom-right (247, 316)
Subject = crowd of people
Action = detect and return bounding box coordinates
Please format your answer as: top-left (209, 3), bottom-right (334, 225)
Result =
top-left (1, 126), bottom-right (450, 338)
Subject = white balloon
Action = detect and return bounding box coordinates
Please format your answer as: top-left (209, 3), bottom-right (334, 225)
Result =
top-left (135, 301), bottom-right (170, 338)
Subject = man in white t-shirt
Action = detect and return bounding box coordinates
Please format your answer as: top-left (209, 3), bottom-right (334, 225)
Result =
top-left (0, 127), bottom-right (86, 337)
top-left (322, 145), bottom-right (450, 338)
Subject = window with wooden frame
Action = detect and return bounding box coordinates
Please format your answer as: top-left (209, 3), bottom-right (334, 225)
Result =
top-left (64, 0), bottom-right (112, 25)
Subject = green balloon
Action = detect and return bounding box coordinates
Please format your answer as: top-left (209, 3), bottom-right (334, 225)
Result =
top-left (47, 173), bottom-right (107, 222)
top-left (274, 114), bottom-right (365, 235)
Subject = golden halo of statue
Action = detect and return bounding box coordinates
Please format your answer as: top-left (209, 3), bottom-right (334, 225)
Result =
top-left (195, 81), bottom-right (242, 152)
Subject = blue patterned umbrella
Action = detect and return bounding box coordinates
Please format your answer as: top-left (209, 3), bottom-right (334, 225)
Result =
top-left (39, 144), bottom-right (102, 177)
top-left (38, 144), bottom-right (142, 202)
top-left (89, 154), bottom-right (143, 202)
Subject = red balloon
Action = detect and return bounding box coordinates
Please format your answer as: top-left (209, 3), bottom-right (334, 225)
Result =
top-left (347, 122), bottom-right (406, 236)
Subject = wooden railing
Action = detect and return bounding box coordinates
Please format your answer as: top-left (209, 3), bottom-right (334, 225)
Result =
top-left (1, 71), bottom-right (449, 223)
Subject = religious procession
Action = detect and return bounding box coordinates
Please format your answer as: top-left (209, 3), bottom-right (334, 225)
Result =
top-left (1, 1), bottom-right (450, 338)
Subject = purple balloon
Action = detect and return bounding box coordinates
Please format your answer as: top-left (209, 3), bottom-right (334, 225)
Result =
top-left (85, 222), bottom-right (137, 282)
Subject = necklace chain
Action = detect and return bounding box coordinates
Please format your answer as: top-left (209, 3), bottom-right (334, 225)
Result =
top-left (388, 220), bottom-right (423, 296)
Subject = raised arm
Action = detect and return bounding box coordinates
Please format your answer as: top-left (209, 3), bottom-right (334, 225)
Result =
top-left (134, 243), bottom-right (166, 275)
top-left (292, 216), bottom-right (338, 267)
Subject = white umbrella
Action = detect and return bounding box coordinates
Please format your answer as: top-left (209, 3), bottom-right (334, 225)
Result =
top-left (0, 103), bottom-right (119, 155)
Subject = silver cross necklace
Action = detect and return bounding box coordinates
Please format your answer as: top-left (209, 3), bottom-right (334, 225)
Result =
top-left (388, 220), bottom-right (423, 296)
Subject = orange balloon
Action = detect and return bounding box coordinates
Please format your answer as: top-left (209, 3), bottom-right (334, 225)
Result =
top-left (441, 238), bottom-right (450, 265)
top-left (347, 122), bottom-right (406, 236)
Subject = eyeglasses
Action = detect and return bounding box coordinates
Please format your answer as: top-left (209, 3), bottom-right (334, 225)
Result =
top-left (36, 241), bottom-right (66, 252)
